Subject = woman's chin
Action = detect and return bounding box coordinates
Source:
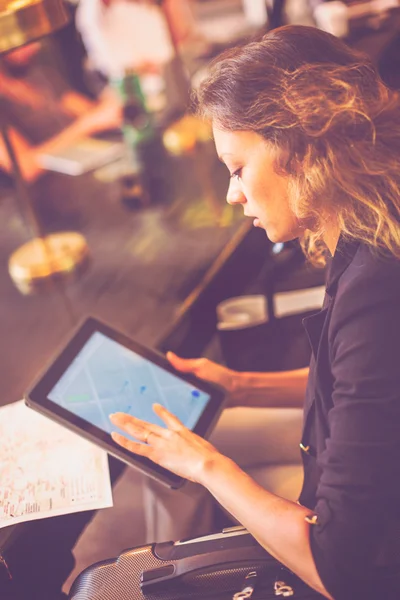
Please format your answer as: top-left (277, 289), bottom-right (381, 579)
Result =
top-left (265, 227), bottom-right (298, 244)
top-left (254, 218), bottom-right (298, 242)
top-left (263, 226), bottom-right (281, 242)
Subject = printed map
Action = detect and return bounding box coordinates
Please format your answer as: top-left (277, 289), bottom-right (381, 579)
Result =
top-left (0, 401), bottom-right (112, 528)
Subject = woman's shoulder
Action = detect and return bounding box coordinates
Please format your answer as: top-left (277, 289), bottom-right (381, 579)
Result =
top-left (328, 241), bottom-right (400, 366)
top-left (330, 240), bottom-right (400, 333)
top-left (339, 240), bottom-right (400, 298)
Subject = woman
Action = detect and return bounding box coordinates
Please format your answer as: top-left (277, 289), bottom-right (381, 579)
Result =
top-left (110, 25), bottom-right (400, 599)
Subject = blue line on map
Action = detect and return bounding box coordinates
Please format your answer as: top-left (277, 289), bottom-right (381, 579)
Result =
top-left (120, 380), bottom-right (129, 393)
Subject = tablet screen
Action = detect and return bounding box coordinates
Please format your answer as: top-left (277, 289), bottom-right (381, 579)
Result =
top-left (47, 332), bottom-right (211, 438)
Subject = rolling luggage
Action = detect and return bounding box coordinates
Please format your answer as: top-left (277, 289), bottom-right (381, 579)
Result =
top-left (68, 525), bottom-right (323, 599)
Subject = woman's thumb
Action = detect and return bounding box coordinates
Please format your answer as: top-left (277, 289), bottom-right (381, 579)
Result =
top-left (166, 351), bottom-right (202, 373)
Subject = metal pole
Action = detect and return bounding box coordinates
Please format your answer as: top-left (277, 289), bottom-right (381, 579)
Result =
top-left (0, 120), bottom-right (44, 240)
top-left (0, 110), bottom-right (61, 289)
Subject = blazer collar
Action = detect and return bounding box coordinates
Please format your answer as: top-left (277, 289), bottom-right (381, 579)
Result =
top-left (325, 235), bottom-right (360, 297)
top-left (302, 235), bottom-right (359, 360)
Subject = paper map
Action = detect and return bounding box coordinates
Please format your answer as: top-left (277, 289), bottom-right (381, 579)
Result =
top-left (0, 401), bottom-right (113, 528)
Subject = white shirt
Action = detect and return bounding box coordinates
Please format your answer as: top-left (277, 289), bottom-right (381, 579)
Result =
top-left (76, 0), bottom-right (174, 78)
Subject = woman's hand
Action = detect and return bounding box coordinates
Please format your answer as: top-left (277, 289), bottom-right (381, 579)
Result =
top-left (166, 352), bottom-right (242, 407)
top-left (109, 404), bottom-right (224, 485)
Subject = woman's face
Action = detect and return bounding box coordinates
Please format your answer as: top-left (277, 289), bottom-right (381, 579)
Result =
top-left (213, 127), bottom-right (303, 243)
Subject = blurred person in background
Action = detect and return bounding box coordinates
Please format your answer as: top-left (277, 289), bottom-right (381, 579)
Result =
top-left (76, 0), bottom-right (175, 77)
top-left (0, 40), bottom-right (122, 182)
top-left (76, 0), bottom-right (209, 119)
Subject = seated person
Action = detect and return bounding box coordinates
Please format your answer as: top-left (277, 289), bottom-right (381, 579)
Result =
top-left (76, 0), bottom-right (191, 119)
top-left (0, 40), bottom-right (122, 182)
top-left (109, 25), bottom-right (400, 600)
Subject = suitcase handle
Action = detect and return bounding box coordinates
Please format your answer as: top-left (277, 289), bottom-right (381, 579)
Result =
top-left (141, 528), bottom-right (274, 596)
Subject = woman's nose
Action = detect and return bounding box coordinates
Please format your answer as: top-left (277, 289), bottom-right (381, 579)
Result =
top-left (226, 179), bottom-right (245, 206)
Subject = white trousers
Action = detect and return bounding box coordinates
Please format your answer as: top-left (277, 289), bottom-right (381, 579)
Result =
top-left (143, 407), bottom-right (304, 542)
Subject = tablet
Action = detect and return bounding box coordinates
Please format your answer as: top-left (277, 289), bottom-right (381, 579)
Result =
top-left (25, 317), bottom-right (226, 488)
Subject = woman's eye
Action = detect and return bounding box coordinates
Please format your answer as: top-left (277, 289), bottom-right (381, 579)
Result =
top-left (230, 169), bottom-right (242, 181)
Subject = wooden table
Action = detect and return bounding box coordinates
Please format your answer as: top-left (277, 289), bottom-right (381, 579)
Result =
top-left (0, 142), bottom-right (273, 408)
top-left (0, 140), bottom-right (277, 599)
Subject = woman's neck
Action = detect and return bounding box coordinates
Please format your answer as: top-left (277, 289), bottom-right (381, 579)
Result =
top-left (323, 221), bottom-right (341, 256)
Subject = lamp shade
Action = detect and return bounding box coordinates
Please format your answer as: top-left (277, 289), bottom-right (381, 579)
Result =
top-left (0, 0), bottom-right (70, 54)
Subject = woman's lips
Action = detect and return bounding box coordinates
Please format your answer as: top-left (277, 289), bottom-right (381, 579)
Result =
top-left (253, 218), bottom-right (261, 227)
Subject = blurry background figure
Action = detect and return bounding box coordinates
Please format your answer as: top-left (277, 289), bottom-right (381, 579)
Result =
top-left (75, 0), bottom-right (201, 208)
top-left (0, 39), bottom-right (123, 183)
top-left (76, 0), bottom-right (191, 120)
top-left (76, 0), bottom-right (174, 78)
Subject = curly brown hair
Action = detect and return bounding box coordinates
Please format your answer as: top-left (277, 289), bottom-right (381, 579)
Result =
top-left (195, 25), bottom-right (400, 265)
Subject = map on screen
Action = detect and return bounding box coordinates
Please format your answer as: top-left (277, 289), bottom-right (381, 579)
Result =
top-left (48, 332), bottom-right (210, 439)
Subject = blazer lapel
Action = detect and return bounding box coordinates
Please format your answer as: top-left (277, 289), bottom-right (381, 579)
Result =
top-left (303, 306), bottom-right (329, 359)
top-left (300, 237), bottom-right (359, 439)
top-left (302, 300), bottom-right (331, 426)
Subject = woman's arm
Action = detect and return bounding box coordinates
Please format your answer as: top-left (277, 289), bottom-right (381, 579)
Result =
top-left (0, 88), bottom-right (121, 182)
top-left (167, 352), bottom-right (308, 409)
top-left (35, 93), bottom-right (122, 159)
top-left (233, 367), bottom-right (309, 408)
top-left (110, 406), bottom-right (332, 599)
top-left (205, 455), bottom-right (332, 598)
top-left (60, 91), bottom-right (96, 117)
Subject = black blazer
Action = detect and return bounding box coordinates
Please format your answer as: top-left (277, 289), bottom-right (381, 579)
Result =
top-left (299, 237), bottom-right (400, 600)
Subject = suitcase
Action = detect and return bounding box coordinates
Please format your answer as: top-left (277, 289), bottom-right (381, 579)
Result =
top-left (68, 525), bottom-right (323, 599)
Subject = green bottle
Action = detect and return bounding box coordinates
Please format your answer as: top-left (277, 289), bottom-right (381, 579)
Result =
top-left (112, 71), bottom-right (154, 208)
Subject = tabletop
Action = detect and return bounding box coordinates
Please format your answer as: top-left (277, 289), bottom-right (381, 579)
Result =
top-left (0, 139), bottom-right (265, 409)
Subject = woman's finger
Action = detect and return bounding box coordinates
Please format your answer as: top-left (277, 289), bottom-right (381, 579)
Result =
top-left (111, 432), bottom-right (154, 456)
top-left (153, 403), bottom-right (184, 432)
top-left (109, 412), bottom-right (164, 440)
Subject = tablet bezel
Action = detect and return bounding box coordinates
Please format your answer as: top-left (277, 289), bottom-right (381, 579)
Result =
top-left (25, 317), bottom-right (226, 489)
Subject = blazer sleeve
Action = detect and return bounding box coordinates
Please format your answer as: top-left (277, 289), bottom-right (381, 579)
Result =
top-left (309, 266), bottom-right (400, 599)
